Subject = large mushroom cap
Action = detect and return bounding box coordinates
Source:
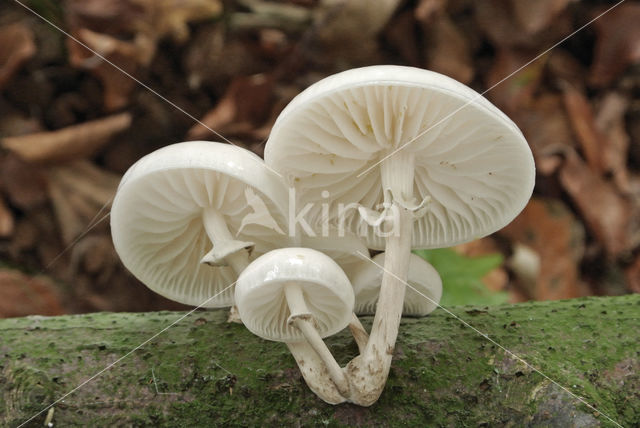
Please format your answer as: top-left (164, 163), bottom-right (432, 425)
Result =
top-left (235, 247), bottom-right (354, 343)
top-left (111, 141), bottom-right (288, 307)
top-left (352, 253), bottom-right (442, 316)
top-left (265, 65), bottom-right (535, 249)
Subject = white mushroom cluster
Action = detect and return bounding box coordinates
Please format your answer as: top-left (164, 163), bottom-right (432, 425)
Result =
top-left (111, 65), bottom-right (535, 406)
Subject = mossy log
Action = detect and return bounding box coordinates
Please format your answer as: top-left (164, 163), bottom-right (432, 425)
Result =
top-left (1, 295), bottom-right (638, 427)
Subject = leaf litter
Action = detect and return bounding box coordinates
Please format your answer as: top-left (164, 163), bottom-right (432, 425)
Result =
top-left (0, 0), bottom-right (638, 317)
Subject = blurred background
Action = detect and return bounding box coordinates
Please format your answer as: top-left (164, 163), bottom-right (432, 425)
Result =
top-left (0, 0), bottom-right (638, 318)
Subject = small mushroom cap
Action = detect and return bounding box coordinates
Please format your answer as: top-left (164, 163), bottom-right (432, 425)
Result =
top-left (111, 141), bottom-right (288, 307)
top-left (265, 65), bottom-right (535, 250)
top-left (235, 247), bottom-right (354, 343)
top-left (352, 252), bottom-right (442, 316)
top-left (300, 228), bottom-right (370, 279)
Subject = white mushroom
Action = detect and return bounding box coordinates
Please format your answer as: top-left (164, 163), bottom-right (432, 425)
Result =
top-left (110, 141), bottom-right (288, 307)
top-left (235, 247), bottom-right (354, 401)
top-left (352, 253), bottom-right (442, 316)
top-left (265, 65), bottom-right (535, 404)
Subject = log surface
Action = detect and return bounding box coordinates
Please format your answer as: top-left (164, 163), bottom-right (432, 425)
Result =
top-left (1, 295), bottom-right (639, 427)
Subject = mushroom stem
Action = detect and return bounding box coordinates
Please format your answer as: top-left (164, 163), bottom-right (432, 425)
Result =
top-left (348, 313), bottom-right (369, 354)
top-left (286, 342), bottom-right (347, 404)
top-left (284, 283), bottom-right (350, 397)
top-left (202, 207), bottom-right (251, 273)
top-left (202, 207), bottom-right (251, 323)
top-left (346, 151), bottom-right (414, 406)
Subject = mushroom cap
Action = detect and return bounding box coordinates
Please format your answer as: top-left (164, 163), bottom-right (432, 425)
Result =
top-left (265, 65), bottom-right (535, 250)
top-left (111, 141), bottom-right (288, 307)
top-left (352, 252), bottom-right (442, 316)
top-left (300, 228), bottom-right (370, 280)
top-left (235, 247), bottom-right (354, 343)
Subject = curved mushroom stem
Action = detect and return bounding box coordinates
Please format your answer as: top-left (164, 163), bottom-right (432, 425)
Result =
top-left (284, 283), bottom-right (350, 397)
top-left (202, 207), bottom-right (251, 322)
top-left (202, 207), bottom-right (251, 273)
top-left (349, 313), bottom-right (369, 354)
top-left (286, 342), bottom-right (347, 404)
top-left (346, 150), bottom-right (415, 406)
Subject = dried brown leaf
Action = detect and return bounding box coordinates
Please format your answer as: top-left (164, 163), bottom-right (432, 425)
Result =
top-left (67, 29), bottom-right (144, 110)
top-left (485, 49), bottom-right (546, 113)
top-left (546, 49), bottom-right (586, 87)
top-left (0, 22), bottom-right (36, 90)
top-left (148, 0), bottom-right (223, 43)
top-left (65, 0), bottom-right (221, 108)
top-left (500, 198), bottom-right (584, 300)
top-left (421, 13), bottom-right (473, 84)
top-left (511, 0), bottom-right (571, 35)
top-left (589, 3), bottom-right (640, 87)
top-left (0, 197), bottom-right (14, 238)
top-left (558, 149), bottom-right (632, 257)
top-left (0, 270), bottom-right (65, 318)
top-left (562, 84), bottom-right (604, 173)
top-left (511, 94), bottom-right (575, 161)
top-left (415, 0), bottom-right (446, 21)
top-left (2, 112), bottom-right (131, 164)
top-left (66, 0), bottom-right (222, 42)
top-left (313, 0), bottom-right (401, 63)
top-left (0, 154), bottom-right (48, 210)
top-left (475, 0), bottom-right (572, 49)
top-left (385, 9), bottom-right (421, 67)
top-left (64, 0), bottom-right (147, 35)
top-left (626, 255), bottom-right (640, 294)
top-left (47, 161), bottom-right (119, 244)
top-left (595, 92), bottom-right (631, 193)
top-left (187, 74), bottom-right (274, 140)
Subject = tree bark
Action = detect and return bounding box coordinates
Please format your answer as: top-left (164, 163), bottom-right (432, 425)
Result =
top-left (1, 295), bottom-right (638, 427)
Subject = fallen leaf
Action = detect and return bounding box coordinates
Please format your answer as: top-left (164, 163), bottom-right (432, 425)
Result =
top-left (512, 93), bottom-right (575, 161)
top-left (589, 3), bottom-right (640, 87)
top-left (510, 0), bottom-right (572, 35)
top-left (47, 161), bottom-right (119, 244)
top-left (474, 0), bottom-right (572, 49)
top-left (0, 22), bottom-right (36, 90)
top-left (64, 0), bottom-right (222, 108)
top-left (562, 84), bottom-right (604, 173)
top-left (420, 12), bottom-right (474, 84)
top-left (385, 9), bottom-right (421, 67)
top-left (70, 235), bottom-right (119, 284)
top-left (500, 198), bottom-right (584, 300)
top-left (2, 112), bottom-right (132, 164)
top-left (67, 29), bottom-right (143, 110)
top-left (626, 255), bottom-right (640, 293)
top-left (0, 109), bottom-right (43, 137)
top-left (187, 73), bottom-right (274, 140)
top-left (485, 48), bottom-right (546, 114)
top-left (595, 92), bottom-right (631, 193)
top-left (6, 217), bottom-right (39, 259)
top-left (183, 25), bottom-right (271, 91)
top-left (414, 0), bottom-right (445, 22)
top-left (558, 149), bottom-right (632, 257)
top-left (66, 0), bottom-right (222, 43)
top-left (0, 154), bottom-right (48, 210)
top-left (546, 49), bottom-right (586, 87)
top-left (150, 0), bottom-right (223, 43)
top-left (313, 0), bottom-right (401, 63)
top-left (0, 197), bottom-right (14, 238)
top-left (64, 0), bottom-right (147, 36)
top-left (0, 270), bottom-right (65, 318)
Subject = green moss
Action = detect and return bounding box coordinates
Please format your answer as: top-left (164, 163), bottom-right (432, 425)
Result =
top-left (1, 295), bottom-right (638, 426)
